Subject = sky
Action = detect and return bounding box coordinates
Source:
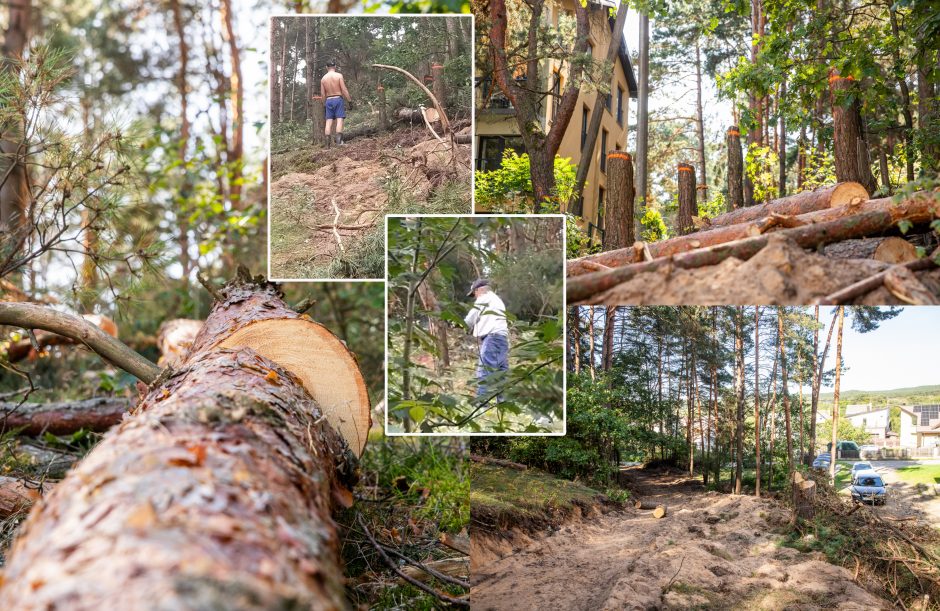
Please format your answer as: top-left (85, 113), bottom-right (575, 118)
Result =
top-left (814, 307), bottom-right (940, 393)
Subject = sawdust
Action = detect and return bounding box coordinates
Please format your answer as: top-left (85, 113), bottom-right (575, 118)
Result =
top-left (589, 234), bottom-right (905, 305)
top-left (471, 468), bottom-right (892, 611)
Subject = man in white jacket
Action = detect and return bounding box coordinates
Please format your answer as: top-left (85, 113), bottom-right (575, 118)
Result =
top-left (464, 279), bottom-right (509, 400)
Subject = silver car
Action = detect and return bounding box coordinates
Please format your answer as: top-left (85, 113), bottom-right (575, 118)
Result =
top-left (850, 470), bottom-right (887, 505)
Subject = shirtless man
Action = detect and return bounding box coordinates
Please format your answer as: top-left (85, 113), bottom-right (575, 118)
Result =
top-left (320, 60), bottom-right (351, 147)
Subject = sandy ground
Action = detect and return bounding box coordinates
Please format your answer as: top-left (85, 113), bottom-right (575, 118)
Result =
top-left (471, 468), bottom-right (891, 610)
top-left (582, 235), bottom-right (940, 305)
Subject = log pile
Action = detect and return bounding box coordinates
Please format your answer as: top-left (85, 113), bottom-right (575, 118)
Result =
top-left (0, 273), bottom-right (372, 609)
top-left (568, 185), bottom-right (940, 304)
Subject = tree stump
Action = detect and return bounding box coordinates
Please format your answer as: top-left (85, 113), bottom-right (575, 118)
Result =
top-left (377, 84), bottom-right (388, 131)
top-left (677, 163), bottom-right (697, 235)
top-left (726, 127), bottom-right (744, 212)
top-left (431, 63), bottom-right (446, 110)
top-left (0, 275), bottom-right (371, 609)
top-left (604, 151), bottom-right (635, 250)
top-left (792, 471), bottom-right (816, 521)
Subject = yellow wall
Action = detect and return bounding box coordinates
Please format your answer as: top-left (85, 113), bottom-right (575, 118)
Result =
top-left (476, 0), bottom-right (632, 231)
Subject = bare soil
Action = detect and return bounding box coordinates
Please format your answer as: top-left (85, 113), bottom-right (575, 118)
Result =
top-left (589, 234), bottom-right (940, 305)
top-left (269, 126), bottom-right (471, 279)
top-left (471, 468), bottom-right (892, 610)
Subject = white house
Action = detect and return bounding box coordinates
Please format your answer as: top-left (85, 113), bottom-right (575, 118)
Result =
top-left (845, 403), bottom-right (873, 416)
top-left (844, 407), bottom-right (890, 442)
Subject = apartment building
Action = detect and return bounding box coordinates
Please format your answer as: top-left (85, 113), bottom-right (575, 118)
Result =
top-left (475, 0), bottom-right (638, 240)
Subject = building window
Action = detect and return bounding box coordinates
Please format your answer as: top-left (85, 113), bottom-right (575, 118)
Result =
top-left (598, 186), bottom-right (605, 229)
top-left (477, 136), bottom-right (525, 171)
top-left (605, 91), bottom-right (612, 113)
top-left (617, 86), bottom-right (624, 125)
top-left (581, 106), bottom-right (589, 149)
top-left (600, 129), bottom-right (608, 172)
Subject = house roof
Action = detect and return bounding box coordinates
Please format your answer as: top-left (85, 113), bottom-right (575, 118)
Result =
top-left (844, 407), bottom-right (889, 419)
top-left (608, 14), bottom-right (638, 98)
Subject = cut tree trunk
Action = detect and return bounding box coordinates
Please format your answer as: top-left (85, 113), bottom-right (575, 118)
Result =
top-left (823, 237), bottom-right (918, 263)
top-left (567, 193), bottom-right (940, 302)
top-left (312, 95), bottom-right (325, 146)
top-left (705, 182), bottom-right (868, 229)
top-left (0, 274), bottom-right (370, 609)
top-left (604, 152), bottom-right (635, 249)
top-left (568, 192), bottom-right (925, 275)
top-left (156, 318), bottom-right (203, 367)
top-left (677, 163), bottom-right (697, 235)
top-left (0, 397), bottom-right (131, 436)
top-left (634, 501), bottom-right (667, 518)
top-left (791, 471), bottom-right (815, 521)
top-left (431, 63), bottom-right (446, 110)
top-left (726, 127), bottom-right (744, 212)
top-left (378, 84), bottom-right (388, 131)
top-left (830, 72), bottom-right (877, 193)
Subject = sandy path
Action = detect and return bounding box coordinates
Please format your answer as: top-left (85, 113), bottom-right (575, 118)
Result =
top-left (471, 469), bottom-right (890, 610)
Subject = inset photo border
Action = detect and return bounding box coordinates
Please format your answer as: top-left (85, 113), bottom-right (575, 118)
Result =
top-left (384, 214), bottom-right (567, 436)
top-left (266, 14), bottom-right (475, 282)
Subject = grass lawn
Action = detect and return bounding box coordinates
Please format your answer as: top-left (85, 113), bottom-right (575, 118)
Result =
top-left (893, 463), bottom-right (940, 486)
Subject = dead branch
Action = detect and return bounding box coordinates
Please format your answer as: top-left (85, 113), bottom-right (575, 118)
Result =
top-left (0, 302), bottom-right (160, 383)
top-left (371, 63), bottom-right (452, 136)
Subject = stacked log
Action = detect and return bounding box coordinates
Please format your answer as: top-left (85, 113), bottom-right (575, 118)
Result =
top-left (567, 191), bottom-right (940, 303)
top-left (0, 274), bottom-right (371, 609)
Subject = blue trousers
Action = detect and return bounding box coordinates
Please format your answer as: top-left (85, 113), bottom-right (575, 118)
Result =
top-left (477, 333), bottom-right (509, 398)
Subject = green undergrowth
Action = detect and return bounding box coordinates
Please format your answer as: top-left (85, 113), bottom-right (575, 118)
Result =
top-left (471, 462), bottom-right (615, 534)
top-left (339, 432), bottom-right (469, 608)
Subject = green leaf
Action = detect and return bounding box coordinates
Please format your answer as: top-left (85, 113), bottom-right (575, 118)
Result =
top-left (898, 219), bottom-right (913, 235)
top-left (409, 405), bottom-right (426, 423)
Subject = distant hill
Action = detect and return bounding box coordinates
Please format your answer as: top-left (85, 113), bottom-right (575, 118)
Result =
top-left (818, 384), bottom-right (940, 407)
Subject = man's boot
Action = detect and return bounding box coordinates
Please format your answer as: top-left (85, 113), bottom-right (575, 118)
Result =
top-left (335, 133), bottom-right (345, 146)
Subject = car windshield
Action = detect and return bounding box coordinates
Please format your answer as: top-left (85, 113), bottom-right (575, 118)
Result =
top-left (857, 477), bottom-right (883, 487)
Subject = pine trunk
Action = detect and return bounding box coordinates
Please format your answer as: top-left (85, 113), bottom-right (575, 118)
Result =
top-left (604, 152), bottom-right (635, 249)
top-left (726, 127), bottom-right (744, 212)
top-left (829, 73), bottom-right (876, 193)
top-left (677, 163), bottom-right (697, 236)
top-left (0, 277), bottom-right (370, 609)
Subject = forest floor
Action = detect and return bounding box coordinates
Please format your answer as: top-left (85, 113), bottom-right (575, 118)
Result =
top-left (585, 234), bottom-right (940, 305)
top-left (269, 121), bottom-right (471, 280)
top-left (471, 466), bottom-right (891, 610)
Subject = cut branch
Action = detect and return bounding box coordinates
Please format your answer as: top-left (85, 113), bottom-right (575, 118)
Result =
top-left (0, 303), bottom-right (161, 383)
top-left (371, 63), bottom-right (451, 136)
top-left (0, 397), bottom-right (131, 436)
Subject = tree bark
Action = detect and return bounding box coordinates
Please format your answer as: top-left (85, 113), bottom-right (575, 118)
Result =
top-left (602, 306), bottom-right (616, 371)
top-left (0, 475), bottom-right (44, 519)
top-left (416, 279), bottom-right (450, 370)
top-left (706, 182), bottom-right (869, 228)
top-left (431, 62), bottom-right (446, 111)
top-left (635, 11), bottom-right (650, 225)
top-left (0, 0), bottom-right (32, 254)
top-left (567, 193), bottom-right (940, 302)
top-left (0, 277), bottom-right (368, 609)
top-left (829, 72), bottom-right (876, 194)
top-left (791, 471), bottom-right (815, 521)
top-left (754, 306), bottom-right (761, 498)
top-left (779, 309), bottom-right (793, 477)
top-left (603, 152), bottom-right (635, 249)
top-left (694, 42), bottom-right (707, 204)
top-left (1, 397), bottom-right (131, 436)
top-left (677, 163), bottom-right (697, 236)
top-left (726, 127), bottom-right (744, 212)
top-left (377, 85), bottom-right (388, 131)
top-left (220, 0), bottom-right (244, 208)
top-left (587, 306), bottom-right (596, 382)
top-left (829, 306), bottom-right (844, 485)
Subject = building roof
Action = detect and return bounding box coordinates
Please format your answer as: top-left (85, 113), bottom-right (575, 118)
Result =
top-left (609, 14), bottom-right (638, 98)
top-left (844, 407), bottom-right (889, 419)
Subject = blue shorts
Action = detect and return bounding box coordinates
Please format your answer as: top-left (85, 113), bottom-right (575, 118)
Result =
top-left (325, 96), bottom-right (346, 120)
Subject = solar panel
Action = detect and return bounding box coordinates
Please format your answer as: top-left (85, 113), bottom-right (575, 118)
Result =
top-left (912, 405), bottom-right (940, 426)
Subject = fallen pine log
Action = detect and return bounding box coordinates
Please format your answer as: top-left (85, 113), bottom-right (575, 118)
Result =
top-left (156, 318), bottom-right (202, 367)
top-left (817, 247), bottom-right (940, 304)
top-left (5, 313), bottom-right (118, 363)
top-left (0, 396), bottom-right (131, 436)
top-left (567, 193), bottom-right (940, 303)
top-left (15, 443), bottom-right (77, 479)
top-left (568, 193), bottom-right (934, 275)
top-left (0, 475), bottom-right (47, 518)
top-left (633, 500), bottom-right (658, 510)
top-left (706, 182), bottom-right (869, 228)
top-left (822, 236), bottom-right (918, 263)
top-left (0, 272), bottom-right (371, 609)
top-left (470, 454), bottom-right (527, 470)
